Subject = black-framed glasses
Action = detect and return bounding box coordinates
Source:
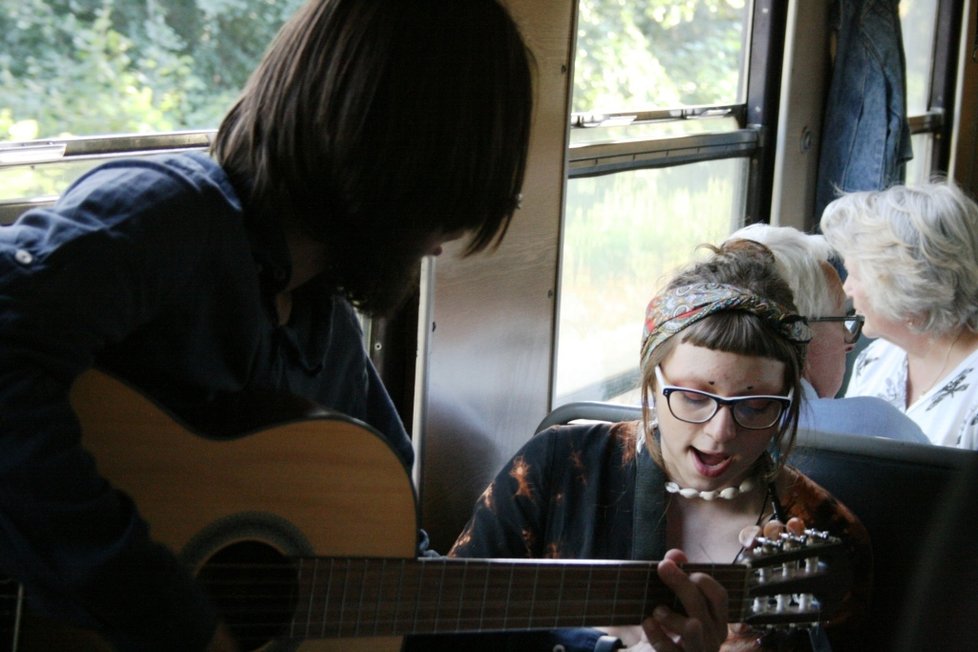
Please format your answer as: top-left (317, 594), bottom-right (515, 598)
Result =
top-left (654, 366), bottom-right (793, 430)
top-left (806, 315), bottom-right (864, 344)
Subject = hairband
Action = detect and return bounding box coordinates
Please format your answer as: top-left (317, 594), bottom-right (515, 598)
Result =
top-left (640, 282), bottom-right (811, 369)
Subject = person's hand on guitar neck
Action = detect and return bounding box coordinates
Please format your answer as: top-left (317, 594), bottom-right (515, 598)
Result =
top-left (638, 547), bottom-right (729, 652)
top-left (598, 545), bottom-right (727, 652)
top-left (609, 517), bottom-right (807, 651)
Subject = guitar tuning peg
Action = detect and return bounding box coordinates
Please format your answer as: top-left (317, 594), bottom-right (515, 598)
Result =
top-left (803, 527), bottom-right (831, 542)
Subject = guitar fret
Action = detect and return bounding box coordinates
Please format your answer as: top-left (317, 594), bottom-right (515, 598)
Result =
top-left (305, 558), bottom-right (318, 638)
top-left (291, 558), bottom-right (301, 639)
top-left (372, 558), bottom-right (386, 637)
top-left (294, 557), bottom-right (315, 637)
top-left (433, 559), bottom-right (446, 632)
top-left (555, 563), bottom-right (565, 629)
top-left (354, 559), bottom-right (366, 636)
top-left (454, 558), bottom-right (468, 632)
top-left (479, 560), bottom-right (490, 631)
top-left (338, 559), bottom-right (351, 638)
top-left (643, 561), bottom-right (653, 624)
top-left (410, 559), bottom-right (425, 634)
top-left (320, 559), bottom-right (334, 637)
top-left (612, 564), bottom-right (622, 624)
top-left (392, 558), bottom-right (405, 635)
top-left (581, 565), bottom-right (593, 626)
top-left (529, 561), bottom-right (540, 629)
top-left (501, 562), bottom-right (514, 630)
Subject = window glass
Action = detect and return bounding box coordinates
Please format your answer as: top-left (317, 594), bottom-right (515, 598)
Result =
top-left (0, 0), bottom-right (304, 142)
top-left (0, 159), bottom-right (98, 204)
top-left (573, 0), bottom-right (751, 114)
top-left (556, 0), bottom-right (754, 406)
top-left (905, 132), bottom-right (934, 186)
top-left (900, 0), bottom-right (938, 115)
top-left (555, 159), bottom-right (748, 405)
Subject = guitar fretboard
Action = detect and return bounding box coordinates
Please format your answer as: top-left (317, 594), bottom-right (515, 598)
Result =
top-left (284, 557), bottom-right (752, 639)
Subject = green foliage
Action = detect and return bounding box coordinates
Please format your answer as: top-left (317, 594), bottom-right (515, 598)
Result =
top-left (573, 0), bottom-right (748, 113)
top-left (557, 0), bottom-right (754, 399)
top-left (556, 161), bottom-right (746, 399)
top-left (0, 0), bottom-right (303, 141)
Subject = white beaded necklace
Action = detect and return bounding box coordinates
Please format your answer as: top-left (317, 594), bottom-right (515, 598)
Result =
top-left (665, 477), bottom-right (755, 501)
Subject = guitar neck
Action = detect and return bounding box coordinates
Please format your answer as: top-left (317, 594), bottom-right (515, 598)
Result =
top-left (280, 557), bottom-right (751, 639)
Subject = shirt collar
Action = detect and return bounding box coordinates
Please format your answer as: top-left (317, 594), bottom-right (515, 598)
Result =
top-left (800, 377), bottom-right (819, 401)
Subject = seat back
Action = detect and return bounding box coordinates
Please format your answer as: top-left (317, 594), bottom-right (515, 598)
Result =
top-left (788, 429), bottom-right (976, 647)
top-left (536, 402), bottom-right (978, 649)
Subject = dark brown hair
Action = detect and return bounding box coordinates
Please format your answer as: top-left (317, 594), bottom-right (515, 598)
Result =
top-left (212, 0), bottom-right (533, 310)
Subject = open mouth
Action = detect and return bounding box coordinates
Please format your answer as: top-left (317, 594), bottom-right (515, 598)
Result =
top-left (691, 448), bottom-right (733, 478)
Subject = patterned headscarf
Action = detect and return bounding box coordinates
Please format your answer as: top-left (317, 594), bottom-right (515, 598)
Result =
top-left (640, 282), bottom-right (811, 370)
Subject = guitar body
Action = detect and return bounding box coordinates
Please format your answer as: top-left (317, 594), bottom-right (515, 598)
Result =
top-left (52, 370), bottom-right (416, 651)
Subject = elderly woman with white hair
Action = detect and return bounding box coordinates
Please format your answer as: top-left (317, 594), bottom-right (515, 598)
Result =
top-left (820, 181), bottom-right (978, 449)
top-left (726, 224), bottom-right (927, 443)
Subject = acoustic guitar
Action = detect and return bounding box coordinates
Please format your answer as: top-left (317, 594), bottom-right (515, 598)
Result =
top-left (2, 370), bottom-right (851, 651)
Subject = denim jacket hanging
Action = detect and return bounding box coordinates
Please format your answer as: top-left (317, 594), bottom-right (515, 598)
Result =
top-left (815, 0), bottom-right (914, 218)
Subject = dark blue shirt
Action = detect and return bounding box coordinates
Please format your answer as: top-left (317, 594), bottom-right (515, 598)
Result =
top-left (0, 152), bottom-right (413, 649)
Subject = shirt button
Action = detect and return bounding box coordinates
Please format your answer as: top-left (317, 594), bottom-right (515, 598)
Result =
top-left (14, 249), bottom-right (33, 265)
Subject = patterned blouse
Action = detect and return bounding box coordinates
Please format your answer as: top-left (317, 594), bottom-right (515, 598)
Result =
top-left (846, 338), bottom-right (978, 449)
top-left (449, 421), bottom-right (873, 651)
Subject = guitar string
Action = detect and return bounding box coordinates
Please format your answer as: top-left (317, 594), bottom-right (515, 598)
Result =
top-left (211, 590), bottom-right (805, 637)
top-left (195, 560), bottom-right (817, 634)
top-left (203, 565), bottom-right (814, 635)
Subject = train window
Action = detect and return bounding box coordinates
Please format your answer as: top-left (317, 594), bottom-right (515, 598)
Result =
top-left (907, 132), bottom-right (935, 185)
top-left (0, 0), bottom-right (303, 223)
top-left (902, 0), bottom-right (939, 116)
top-left (2, 0), bottom-right (304, 141)
top-left (901, 0), bottom-right (939, 185)
top-left (555, 160), bottom-right (747, 404)
top-left (554, 0), bottom-right (758, 406)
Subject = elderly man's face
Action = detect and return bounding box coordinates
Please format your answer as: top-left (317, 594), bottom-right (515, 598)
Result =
top-left (805, 264), bottom-right (854, 397)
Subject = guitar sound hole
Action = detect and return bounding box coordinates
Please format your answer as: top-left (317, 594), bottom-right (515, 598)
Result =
top-left (197, 541), bottom-right (297, 651)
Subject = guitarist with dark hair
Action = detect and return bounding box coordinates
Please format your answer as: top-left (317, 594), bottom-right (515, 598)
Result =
top-left (0, 0), bottom-right (536, 649)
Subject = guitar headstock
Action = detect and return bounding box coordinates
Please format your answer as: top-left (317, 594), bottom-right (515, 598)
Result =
top-left (738, 528), bottom-right (852, 630)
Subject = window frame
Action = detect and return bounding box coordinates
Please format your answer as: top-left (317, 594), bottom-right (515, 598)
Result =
top-left (565, 0), bottom-right (786, 221)
top-left (554, 0), bottom-right (787, 405)
top-left (0, 131), bottom-right (214, 225)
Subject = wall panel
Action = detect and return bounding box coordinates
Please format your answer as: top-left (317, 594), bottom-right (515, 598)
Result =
top-left (413, 0), bottom-right (575, 553)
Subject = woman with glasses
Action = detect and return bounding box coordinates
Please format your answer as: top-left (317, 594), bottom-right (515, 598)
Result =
top-left (441, 242), bottom-right (871, 652)
top-left (726, 224), bottom-right (927, 443)
top-left (821, 181), bottom-right (978, 449)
